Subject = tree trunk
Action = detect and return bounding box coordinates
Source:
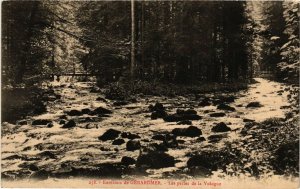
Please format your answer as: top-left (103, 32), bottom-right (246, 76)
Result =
top-left (130, 0), bottom-right (135, 79)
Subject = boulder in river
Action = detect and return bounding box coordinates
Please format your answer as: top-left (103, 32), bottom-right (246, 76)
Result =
top-left (113, 101), bottom-right (128, 106)
top-left (121, 156), bottom-right (136, 166)
top-left (208, 134), bottom-right (227, 143)
top-left (164, 113), bottom-right (201, 122)
top-left (98, 129), bottom-right (121, 141)
top-left (211, 122), bottom-right (231, 132)
top-left (149, 102), bottom-right (165, 112)
top-left (217, 104), bottom-right (235, 111)
top-left (81, 108), bottom-right (91, 114)
top-left (209, 112), bottom-right (226, 117)
top-left (62, 120), bottom-right (76, 128)
top-left (172, 126), bottom-right (202, 137)
top-left (121, 132), bottom-right (141, 139)
top-left (151, 110), bottom-right (168, 120)
top-left (32, 119), bottom-right (52, 126)
top-left (152, 134), bottom-right (165, 141)
top-left (93, 107), bottom-right (113, 115)
top-left (126, 140), bottom-right (141, 151)
top-left (67, 110), bottom-right (82, 116)
top-left (136, 151), bottom-right (175, 169)
top-left (243, 118), bottom-right (255, 122)
top-left (246, 101), bottom-right (263, 108)
top-left (112, 139), bottom-right (125, 145)
top-left (219, 96), bottom-right (235, 103)
top-left (59, 119), bottom-right (66, 125)
top-left (199, 98), bottom-right (211, 106)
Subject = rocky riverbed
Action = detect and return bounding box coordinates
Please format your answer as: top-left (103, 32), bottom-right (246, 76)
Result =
top-left (1, 77), bottom-right (298, 182)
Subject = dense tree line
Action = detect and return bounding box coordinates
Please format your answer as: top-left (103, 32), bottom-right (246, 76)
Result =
top-left (248, 1), bottom-right (299, 82)
top-left (2, 1), bottom-right (85, 87)
top-left (77, 1), bottom-right (249, 85)
top-left (2, 1), bottom-right (298, 87)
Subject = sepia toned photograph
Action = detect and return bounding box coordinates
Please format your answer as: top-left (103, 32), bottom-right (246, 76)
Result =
top-left (1, 1), bottom-right (299, 188)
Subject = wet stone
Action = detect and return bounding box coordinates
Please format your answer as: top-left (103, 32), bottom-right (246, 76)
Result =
top-left (121, 156), bottom-right (136, 166)
top-left (59, 119), bottom-right (66, 125)
top-left (209, 112), bottom-right (226, 117)
top-left (112, 138), bottom-right (125, 145)
top-left (113, 101), bottom-right (128, 106)
top-left (126, 140), bottom-right (141, 151)
top-left (99, 129), bottom-right (121, 141)
top-left (151, 110), bottom-right (168, 120)
top-left (208, 134), bottom-right (227, 143)
top-left (121, 132), bottom-right (140, 139)
top-left (217, 103), bottom-right (235, 111)
top-left (152, 134), bottom-right (165, 141)
top-left (246, 101), bottom-right (263, 108)
top-left (136, 151), bottom-right (175, 169)
top-left (164, 114), bottom-right (201, 122)
top-left (149, 102), bottom-right (165, 112)
top-left (59, 115), bottom-right (68, 120)
top-left (199, 98), bottom-right (211, 107)
top-left (67, 109), bottom-right (82, 116)
top-left (211, 122), bottom-right (231, 132)
top-left (197, 136), bottom-right (206, 142)
top-left (62, 120), bottom-right (76, 128)
top-left (93, 107), bottom-right (112, 115)
top-left (32, 119), bottom-right (52, 126)
top-left (81, 108), bottom-right (91, 114)
top-left (172, 126), bottom-right (202, 137)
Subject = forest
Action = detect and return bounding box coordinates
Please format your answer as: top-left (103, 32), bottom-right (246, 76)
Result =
top-left (1, 1), bottom-right (299, 187)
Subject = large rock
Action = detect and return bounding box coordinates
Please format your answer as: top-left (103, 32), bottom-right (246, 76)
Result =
top-left (121, 156), bottom-right (136, 166)
top-left (209, 112), bottom-right (226, 117)
top-left (172, 126), bottom-right (202, 137)
top-left (208, 134), bottom-right (227, 143)
top-left (164, 114), bottom-right (201, 122)
top-left (149, 102), bottom-right (165, 112)
top-left (121, 132), bottom-right (140, 139)
top-left (126, 140), bottom-right (141, 151)
top-left (217, 104), bottom-right (235, 111)
top-left (93, 107), bottom-right (113, 115)
top-left (151, 143), bottom-right (169, 151)
top-left (136, 152), bottom-right (175, 169)
top-left (151, 110), bottom-right (168, 120)
top-left (152, 134), bottom-right (165, 141)
top-left (98, 129), bottom-right (121, 141)
top-left (62, 120), bottom-right (76, 128)
top-left (199, 98), bottom-right (211, 106)
top-left (67, 110), bottom-right (82, 116)
top-left (32, 119), bottom-right (52, 126)
top-left (81, 108), bottom-right (91, 114)
top-left (219, 96), bottom-right (235, 103)
top-left (112, 139), bottom-right (125, 145)
top-left (246, 102), bottom-right (263, 108)
top-left (211, 122), bottom-right (231, 132)
top-left (113, 101), bottom-right (128, 106)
